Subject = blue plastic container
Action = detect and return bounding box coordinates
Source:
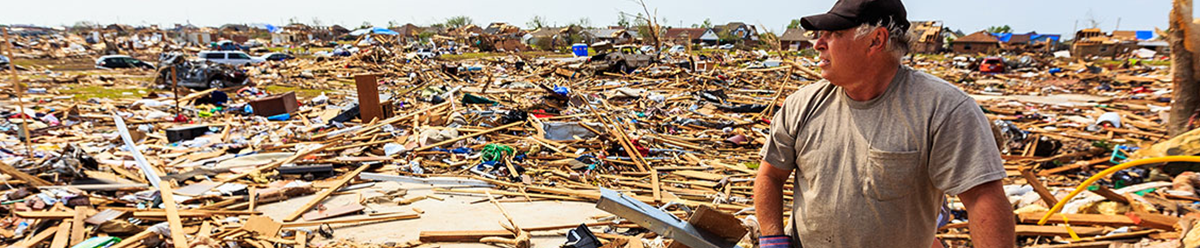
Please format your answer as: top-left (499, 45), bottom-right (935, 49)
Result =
top-left (572, 44), bottom-right (588, 57)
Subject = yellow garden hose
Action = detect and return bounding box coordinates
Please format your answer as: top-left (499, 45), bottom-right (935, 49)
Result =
top-left (1037, 156), bottom-right (1200, 225)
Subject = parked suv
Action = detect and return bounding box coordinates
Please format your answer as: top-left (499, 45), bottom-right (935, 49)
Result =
top-left (198, 51), bottom-right (263, 66)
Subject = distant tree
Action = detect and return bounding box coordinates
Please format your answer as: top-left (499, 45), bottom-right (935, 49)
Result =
top-left (527, 15), bottom-right (548, 30)
top-left (360, 21), bottom-right (372, 29)
top-left (717, 28), bottom-right (742, 45)
top-left (617, 13), bottom-right (631, 28)
top-left (418, 31), bottom-right (435, 42)
top-left (575, 18), bottom-right (592, 29)
top-left (387, 20), bottom-right (398, 28)
top-left (312, 17), bottom-right (323, 27)
top-left (287, 17), bottom-right (302, 25)
top-left (445, 16), bottom-right (474, 29)
top-left (693, 18), bottom-right (713, 29)
top-left (986, 25), bottom-right (1012, 33)
top-left (71, 21), bottom-right (98, 31)
top-left (787, 19), bottom-right (802, 30)
top-left (430, 23), bottom-right (446, 29)
top-left (632, 13), bottom-right (652, 39)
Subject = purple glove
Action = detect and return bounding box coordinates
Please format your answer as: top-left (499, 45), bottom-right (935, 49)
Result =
top-left (759, 235), bottom-right (792, 248)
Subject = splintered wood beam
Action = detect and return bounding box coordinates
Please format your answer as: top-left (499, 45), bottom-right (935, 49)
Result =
top-left (0, 161), bottom-right (52, 186)
top-left (1019, 168), bottom-right (1058, 206)
top-left (281, 213), bottom-right (419, 228)
top-left (18, 225), bottom-right (59, 247)
top-left (69, 206), bottom-right (86, 246)
top-left (50, 220), bottom-right (71, 248)
top-left (283, 164), bottom-right (370, 222)
top-left (107, 228), bottom-right (154, 248)
top-left (159, 181), bottom-right (188, 248)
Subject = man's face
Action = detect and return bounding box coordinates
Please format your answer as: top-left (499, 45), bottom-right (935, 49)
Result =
top-left (814, 28), bottom-right (873, 85)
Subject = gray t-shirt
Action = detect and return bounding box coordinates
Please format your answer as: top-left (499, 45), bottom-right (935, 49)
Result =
top-left (759, 66), bottom-right (1006, 248)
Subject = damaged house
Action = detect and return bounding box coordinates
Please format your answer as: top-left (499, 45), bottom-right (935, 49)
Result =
top-left (778, 28), bottom-right (812, 51)
top-left (664, 28), bottom-right (708, 46)
top-left (523, 26), bottom-right (590, 51)
top-left (585, 28), bottom-right (635, 45)
top-left (909, 21), bottom-right (944, 54)
top-left (1071, 28), bottom-right (1141, 58)
top-left (705, 22), bottom-right (758, 45)
top-left (950, 31), bottom-right (1001, 54)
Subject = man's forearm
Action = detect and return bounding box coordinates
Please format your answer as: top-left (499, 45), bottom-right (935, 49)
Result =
top-left (754, 161), bottom-right (789, 236)
top-left (961, 180), bottom-right (1016, 247)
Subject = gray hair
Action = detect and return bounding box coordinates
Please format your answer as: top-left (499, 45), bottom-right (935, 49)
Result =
top-left (853, 21), bottom-right (911, 59)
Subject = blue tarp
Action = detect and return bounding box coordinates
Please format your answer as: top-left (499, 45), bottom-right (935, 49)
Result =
top-left (991, 33), bottom-right (1013, 43)
top-left (350, 26), bottom-right (399, 36)
top-left (1136, 30), bottom-right (1154, 41)
top-left (1030, 34), bottom-right (1060, 43)
top-left (265, 24), bottom-right (278, 33)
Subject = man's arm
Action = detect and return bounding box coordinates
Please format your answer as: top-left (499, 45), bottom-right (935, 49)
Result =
top-left (754, 161), bottom-right (792, 236)
top-left (957, 180), bottom-right (1015, 248)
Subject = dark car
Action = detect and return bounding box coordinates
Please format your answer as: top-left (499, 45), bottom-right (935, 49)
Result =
top-left (95, 55), bottom-right (155, 70)
top-left (257, 52), bottom-right (295, 61)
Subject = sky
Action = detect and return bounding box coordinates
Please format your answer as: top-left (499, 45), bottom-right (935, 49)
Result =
top-left (0, 0), bottom-right (1179, 39)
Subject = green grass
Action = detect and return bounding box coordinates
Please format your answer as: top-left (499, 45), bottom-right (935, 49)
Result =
top-left (11, 58), bottom-right (96, 71)
top-left (262, 85), bottom-right (333, 100)
top-left (1094, 59), bottom-right (1170, 67)
top-left (60, 85), bottom-right (158, 100)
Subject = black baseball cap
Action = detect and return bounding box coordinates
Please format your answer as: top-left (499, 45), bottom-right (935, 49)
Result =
top-left (800, 0), bottom-right (910, 32)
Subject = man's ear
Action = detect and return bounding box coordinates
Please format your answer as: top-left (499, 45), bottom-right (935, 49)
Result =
top-left (869, 27), bottom-right (889, 53)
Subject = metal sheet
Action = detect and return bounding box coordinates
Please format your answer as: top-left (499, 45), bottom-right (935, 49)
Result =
top-left (595, 188), bottom-right (739, 248)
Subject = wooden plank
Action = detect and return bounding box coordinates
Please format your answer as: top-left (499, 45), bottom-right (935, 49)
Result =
top-left (1025, 241), bottom-right (1118, 248)
top-left (159, 181), bottom-right (188, 248)
top-left (419, 221), bottom-right (636, 242)
top-left (18, 225), bottom-right (58, 247)
top-left (302, 203), bottom-right (365, 221)
top-left (249, 186), bottom-right (257, 212)
top-left (671, 170), bottom-right (725, 181)
top-left (281, 213), bottom-right (419, 228)
top-left (1089, 185), bottom-right (1129, 203)
top-left (1020, 168), bottom-right (1058, 206)
top-left (419, 230), bottom-right (512, 242)
top-left (651, 168), bottom-right (662, 203)
top-left (69, 206), bottom-right (86, 245)
top-left (106, 228), bottom-right (153, 248)
top-left (0, 160), bottom-right (52, 186)
top-left (283, 164), bottom-right (370, 222)
top-left (1016, 212), bottom-right (1135, 226)
top-left (1015, 225), bottom-right (1106, 237)
top-left (1125, 211), bottom-right (1180, 230)
top-left (296, 231), bottom-right (307, 248)
top-left (50, 220), bottom-right (71, 248)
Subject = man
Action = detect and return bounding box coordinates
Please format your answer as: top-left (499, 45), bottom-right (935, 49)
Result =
top-left (753, 0), bottom-right (1016, 247)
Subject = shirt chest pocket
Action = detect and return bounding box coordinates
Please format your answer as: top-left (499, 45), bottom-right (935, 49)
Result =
top-left (862, 148), bottom-right (922, 201)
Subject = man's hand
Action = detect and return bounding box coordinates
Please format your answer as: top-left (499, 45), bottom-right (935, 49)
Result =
top-left (958, 180), bottom-right (1015, 248)
top-left (754, 161), bottom-right (792, 236)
